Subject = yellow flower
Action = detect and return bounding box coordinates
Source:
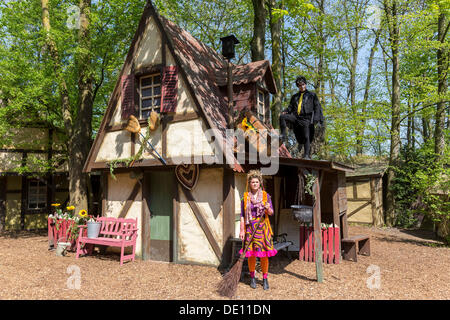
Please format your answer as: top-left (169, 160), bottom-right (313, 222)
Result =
top-left (78, 210), bottom-right (87, 217)
top-left (51, 203), bottom-right (61, 207)
top-left (66, 206), bottom-right (75, 211)
top-left (241, 117), bottom-right (257, 133)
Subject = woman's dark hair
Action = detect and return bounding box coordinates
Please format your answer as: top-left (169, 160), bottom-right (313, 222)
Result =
top-left (296, 76), bottom-right (307, 85)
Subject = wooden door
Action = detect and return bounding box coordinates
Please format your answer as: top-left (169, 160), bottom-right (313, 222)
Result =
top-left (146, 170), bottom-right (175, 262)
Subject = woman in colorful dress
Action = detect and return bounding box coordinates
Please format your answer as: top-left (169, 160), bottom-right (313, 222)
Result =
top-left (239, 170), bottom-right (277, 290)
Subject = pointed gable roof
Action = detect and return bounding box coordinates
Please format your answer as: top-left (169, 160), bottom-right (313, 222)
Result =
top-left (83, 1), bottom-right (290, 173)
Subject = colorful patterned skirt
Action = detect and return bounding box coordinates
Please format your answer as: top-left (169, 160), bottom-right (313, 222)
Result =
top-left (239, 215), bottom-right (277, 258)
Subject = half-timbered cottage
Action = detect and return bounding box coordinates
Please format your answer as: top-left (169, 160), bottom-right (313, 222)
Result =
top-left (0, 124), bottom-right (69, 231)
top-left (84, 1), bottom-right (355, 267)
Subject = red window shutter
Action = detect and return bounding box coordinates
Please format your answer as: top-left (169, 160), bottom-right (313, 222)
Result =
top-left (121, 74), bottom-right (135, 120)
top-left (161, 66), bottom-right (178, 113)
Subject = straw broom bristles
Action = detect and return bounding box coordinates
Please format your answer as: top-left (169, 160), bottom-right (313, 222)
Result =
top-left (217, 218), bottom-right (263, 298)
top-left (217, 256), bottom-right (245, 298)
top-left (125, 115), bottom-right (141, 134)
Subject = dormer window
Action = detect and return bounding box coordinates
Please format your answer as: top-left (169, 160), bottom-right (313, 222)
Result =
top-left (140, 73), bottom-right (162, 118)
top-left (257, 89), bottom-right (266, 122)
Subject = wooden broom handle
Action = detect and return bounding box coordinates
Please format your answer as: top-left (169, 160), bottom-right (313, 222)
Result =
top-left (239, 216), bottom-right (265, 260)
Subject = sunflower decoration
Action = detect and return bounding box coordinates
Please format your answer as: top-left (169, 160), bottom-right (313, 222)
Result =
top-left (66, 206), bottom-right (75, 211)
top-left (241, 117), bottom-right (258, 133)
top-left (51, 203), bottom-right (60, 207)
top-left (78, 209), bottom-right (88, 218)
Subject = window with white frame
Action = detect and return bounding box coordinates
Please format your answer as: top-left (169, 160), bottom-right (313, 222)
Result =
top-left (257, 89), bottom-right (266, 121)
top-left (28, 179), bottom-right (47, 209)
top-left (140, 73), bottom-right (162, 118)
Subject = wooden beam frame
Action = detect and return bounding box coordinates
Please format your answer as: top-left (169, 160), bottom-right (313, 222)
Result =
top-left (221, 167), bottom-right (235, 267)
top-left (118, 181), bottom-right (141, 218)
top-left (180, 186), bottom-right (222, 261)
top-left (142, 172), bottom-right (152, 260)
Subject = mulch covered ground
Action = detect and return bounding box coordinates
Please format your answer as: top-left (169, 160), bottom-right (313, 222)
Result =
top-left (0, 225), bottom-right (448, 300)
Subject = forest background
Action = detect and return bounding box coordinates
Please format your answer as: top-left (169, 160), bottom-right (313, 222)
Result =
top-left (0, 0), bottom-right (448, 240)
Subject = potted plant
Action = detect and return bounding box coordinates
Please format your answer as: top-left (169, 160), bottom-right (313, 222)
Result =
top-left (86, 215), bottom-right (101, 238)
top-left (49, 205), bottom-right (91, 251)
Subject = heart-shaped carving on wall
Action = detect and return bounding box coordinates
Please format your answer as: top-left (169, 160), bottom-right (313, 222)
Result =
top-left (175, 164), bottom-right (200, 190)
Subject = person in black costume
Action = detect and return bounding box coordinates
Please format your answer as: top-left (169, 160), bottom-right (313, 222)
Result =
top-left (279, 76), bottom-right (324, 159)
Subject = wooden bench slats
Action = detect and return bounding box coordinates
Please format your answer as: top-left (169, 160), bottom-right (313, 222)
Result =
top-left (76, 217), bottom-right (138, 265)
top-left (341, 234), bottom-right (370, 262)
top-left (342, 235), bottom-right (369, 242)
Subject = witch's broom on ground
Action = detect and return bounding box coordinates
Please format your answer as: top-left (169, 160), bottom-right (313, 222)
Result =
top-left (217, 217), bottom-right (264, 298)
top-left (125, 114), bottom-right (167, 165)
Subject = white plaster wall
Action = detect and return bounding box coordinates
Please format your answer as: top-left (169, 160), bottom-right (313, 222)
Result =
top-left (140, 126), bottom-right (163, 158)
top-left (347, 201), bottom-right (373, 224)
top-left (178, 168), bottom-right (223, 265)
top-left (278, 208), bottom-right (300, 251)
top-left (6, 128), bottom-right (48, 150)
top-left (95, 131), bottom-right (132, 162)
top-left (134, 15), bottom-right (162, 70)
top-left (26, 153), bottom-right (48, 173)
top-left (109, 93), bottom-right (122, 127)
top-left (104, 173), bottom-right (143, 256)
top-left (234, 173), bottom-right (247, 238)
top-left (166, 49), bottom-right (196, 115)
top-left (166, 119), bottom-right (214, 159)
top-left (0, 152), bottom-right (22, 172)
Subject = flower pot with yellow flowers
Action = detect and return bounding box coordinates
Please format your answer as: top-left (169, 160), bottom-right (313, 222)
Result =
top-left (48, 204), bottom-right (91, 252)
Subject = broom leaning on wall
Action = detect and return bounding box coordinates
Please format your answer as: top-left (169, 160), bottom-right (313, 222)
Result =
top-left (125, 114), bottom-right (167, 165)
top-left (217, 216), bottom-right (264, 298)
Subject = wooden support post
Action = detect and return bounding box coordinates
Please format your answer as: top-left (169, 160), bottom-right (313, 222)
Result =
top-left (370, 178), bottom-right (379, 227)
top-left (312, 170), bottom-right (323, 283)
top-left (172, 175), bottom-right (179, 264)
top-left (141, 173), bottom-right (151, 260)
top-left (222, 168), bottom-right (235, 268)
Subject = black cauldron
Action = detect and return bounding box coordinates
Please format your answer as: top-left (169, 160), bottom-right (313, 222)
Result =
top-left (291, 205), bottom-right (313, 223)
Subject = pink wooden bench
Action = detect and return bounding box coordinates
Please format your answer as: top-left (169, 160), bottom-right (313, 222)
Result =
top-left (75, 217), bottom-right (138, 265)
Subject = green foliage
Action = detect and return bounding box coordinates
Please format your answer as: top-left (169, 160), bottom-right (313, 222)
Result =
top-left (393, 141), bottom-right (450, 236)
top-left (0, 0), bottom-right (145, 154)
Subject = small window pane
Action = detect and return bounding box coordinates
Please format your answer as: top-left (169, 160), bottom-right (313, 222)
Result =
top-left (142, 99), bottom-right (152, 108)
top-left (154, 97), bottom-right (161, 106)
top-left (142, 88), bottom-right (152, 97)
top-left (141, 110), bottom-right (151, 119)
top-left (154, 75), bottom-right (161, 84)
top-left (141, 77), bottom-right (152, 87)
top-left (259, 92), bottom-right (264, 102)
top-left (153, 85), bottom-right (161, 96)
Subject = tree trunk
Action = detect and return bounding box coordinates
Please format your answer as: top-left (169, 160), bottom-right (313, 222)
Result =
top-left (357, 29), bottom-right (380, 155)
top-left (71, 0), bottom-right (93, 214)
top-left (250, 0), bottom-right (266, 61)
top-left (310, 0), bottom-right (326, 158)
top-left (268, 0), bottom-right (282, 128)
top-left (434, 9), bottom-right (448, 158)
top-left (384, 0), bottom-right (401, 227)
top-left (422, 112), bottom-right (431, 142)
top-left (41, 0), bottom-right (93, 214)
top-left (40, 0), bottom-right (73, 136)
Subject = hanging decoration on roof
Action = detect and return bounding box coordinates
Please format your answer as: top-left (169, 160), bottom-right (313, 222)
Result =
top-left (241, 117), bottom-right (258, 133)
top-left (175, 164), bottom-right (200, 191)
